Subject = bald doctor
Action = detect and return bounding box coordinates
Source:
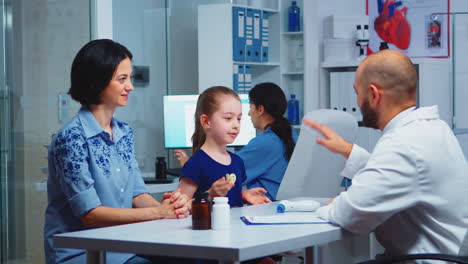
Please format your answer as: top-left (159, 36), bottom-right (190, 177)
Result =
top-left (307, 49), bottom-right (468, 259)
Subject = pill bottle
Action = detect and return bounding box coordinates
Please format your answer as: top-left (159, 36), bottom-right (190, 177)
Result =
top-left (212, 197), bottom-right (230, 230)
top-left (192, 192), bottom-right (211, 230)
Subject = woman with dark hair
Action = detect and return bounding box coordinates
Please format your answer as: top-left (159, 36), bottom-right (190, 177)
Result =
top-left (44, 39), bottom-right (189, 264)
top-left (236, 82), bottom-right (297, 200)
top-left (175, 82), bottom-right (297, 200)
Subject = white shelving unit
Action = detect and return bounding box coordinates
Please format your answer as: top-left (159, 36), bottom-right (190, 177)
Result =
top-left (198, 0), bottom-right (306, 119)
top-left (280, 1), bottom-right (304, 119)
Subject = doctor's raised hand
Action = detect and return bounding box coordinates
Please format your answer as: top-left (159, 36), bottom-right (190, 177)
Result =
top-left (302, 118), bottom-right (353, 159)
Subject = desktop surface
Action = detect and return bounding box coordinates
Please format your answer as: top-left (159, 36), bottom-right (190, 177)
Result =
top-left (163, 94), bottom-right (256, 149)
top-left (54, 199), bottom-right (348, 263)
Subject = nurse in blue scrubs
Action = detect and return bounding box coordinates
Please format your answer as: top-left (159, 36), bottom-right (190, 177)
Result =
top-left (175, 82), bottom-right (297, 201)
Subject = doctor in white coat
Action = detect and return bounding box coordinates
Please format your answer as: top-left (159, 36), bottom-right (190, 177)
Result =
top-left (307, 49), bottom-right (468, 259)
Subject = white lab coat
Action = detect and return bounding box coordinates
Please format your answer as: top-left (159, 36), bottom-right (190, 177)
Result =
top-left (317, 106), bottom-right (468, 259)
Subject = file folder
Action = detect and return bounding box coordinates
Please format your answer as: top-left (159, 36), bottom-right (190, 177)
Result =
top-left (245, 9), bottom-right (254, 61)
top-left (233, 64), bottom-right (240, 93)
top-left (238, 64), bottom-right (245, 93)
top-left (261, 11), bottom-right (269, 62)
top-left (244, 65), bottom-right (252, 93)
top-left (232, 7), bottom-right (246, 61)
top-left (252, 9), bottom-right (262, 62)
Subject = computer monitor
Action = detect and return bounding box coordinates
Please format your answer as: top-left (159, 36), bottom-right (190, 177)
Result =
top-left (163, 94), bottom-right (257, 148)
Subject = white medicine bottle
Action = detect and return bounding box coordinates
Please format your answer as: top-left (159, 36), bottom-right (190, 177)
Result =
top-left (211, 197), bottom-right (230, 230)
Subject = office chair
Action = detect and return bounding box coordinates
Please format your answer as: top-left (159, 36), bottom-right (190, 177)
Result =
top-left (276, 109), bottom-right (358, 200)
top-left (355, 229), bottom-right (468, 264)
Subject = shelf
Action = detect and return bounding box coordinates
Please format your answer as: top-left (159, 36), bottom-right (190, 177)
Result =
top-left (282, 72), bottom-right (304, 75)
top-left (234, 61), bottom-right (280, 66)
top-left (259, 7), bottom-right (279, 13)
top-left (281, 31), bottom-right (304, 36)
top-left (230, 4), bottom-right (279, 13)
top-left (321, 60), bottom-right (361, 68)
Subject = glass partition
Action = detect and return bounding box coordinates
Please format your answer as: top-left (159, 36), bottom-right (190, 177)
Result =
top-left (0, 1), bottom-right (90, 263)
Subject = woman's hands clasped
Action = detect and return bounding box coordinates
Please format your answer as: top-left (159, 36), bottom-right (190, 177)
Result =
top-left (161, 188), bottom-right (191, 219)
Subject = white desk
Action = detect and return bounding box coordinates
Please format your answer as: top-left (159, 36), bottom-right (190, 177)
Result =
top-left (54, 199), bottom-right (350, 264)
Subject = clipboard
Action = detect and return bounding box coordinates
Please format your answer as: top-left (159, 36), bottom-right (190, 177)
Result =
top-left (240, 213), bottom-right (330, 225)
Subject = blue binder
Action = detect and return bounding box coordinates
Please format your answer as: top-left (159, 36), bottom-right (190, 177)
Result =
top-left (252, 9), bottom-right (262, 62)
top-left (232, 7), bottom-right (246, 61)
top-left (238, 64), bottom-right (245, 93)
top-left (244, 65), bottom-right (252, 93)
top-left (245, 9), bottom-right (254, 61)
top-left (261, 11), bottom-right (269, 62)
top-left (233, 64), bottom-right (239, 93)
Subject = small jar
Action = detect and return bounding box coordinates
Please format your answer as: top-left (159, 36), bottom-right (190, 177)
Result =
top-left (192, 192), bottom-right (211, 230)
top-left (212, 197), bottom-right (230, 230)
top-left (379, 41), bottom-right (389, 50)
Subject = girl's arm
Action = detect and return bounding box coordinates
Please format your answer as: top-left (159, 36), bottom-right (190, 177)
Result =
top-left (178, 177), bottom-right (234, 200)
top-left (177, 177), bottom-right (199, 199)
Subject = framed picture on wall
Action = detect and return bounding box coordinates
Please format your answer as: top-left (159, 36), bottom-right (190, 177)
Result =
top-left (367, 0), bottom-right (450, 57)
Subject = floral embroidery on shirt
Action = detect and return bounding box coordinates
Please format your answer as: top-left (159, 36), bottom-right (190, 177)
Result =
top-left (54, 124), bottom-right (87, 185)
top-left (116, 128), bottom-right (134, 172)
top-left (89, 136), bottom-right (111, 177)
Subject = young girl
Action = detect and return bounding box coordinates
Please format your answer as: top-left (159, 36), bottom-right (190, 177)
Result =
top-left (175, 82), bottom-right (297, 201)
top-left (177, 86), bottom-right (271, 206)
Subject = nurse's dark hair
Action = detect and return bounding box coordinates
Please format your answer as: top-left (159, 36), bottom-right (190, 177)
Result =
top-left (249, 82), bottom-right (295, 160)
top-left (192, 86), bottom-right (240, 154)
top-left (68, 39), bottom-right (133, 107)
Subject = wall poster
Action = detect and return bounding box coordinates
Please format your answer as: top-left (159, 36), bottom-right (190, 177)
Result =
top-left (368, 0), bottom-right (450, 57)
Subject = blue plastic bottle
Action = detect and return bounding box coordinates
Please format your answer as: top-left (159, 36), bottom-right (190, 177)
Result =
top-left (288, 1), bottom-right (300, 32)
top-left (287, 94), bottom-right (300, 125)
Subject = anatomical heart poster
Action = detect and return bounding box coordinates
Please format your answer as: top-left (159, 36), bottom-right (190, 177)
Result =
top-left (368, 0), bottom-right (449, 57)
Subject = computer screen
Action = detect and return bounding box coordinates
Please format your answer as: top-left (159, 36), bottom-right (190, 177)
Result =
top-left (163, 94), bottom-right (257, 148)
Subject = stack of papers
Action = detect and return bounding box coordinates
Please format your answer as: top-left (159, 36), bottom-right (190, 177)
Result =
top-left (241, 212), bottom-right (330, 225)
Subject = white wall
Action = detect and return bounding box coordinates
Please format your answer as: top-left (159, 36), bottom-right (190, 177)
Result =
top-left (112, 0), bottom-right (167, 170)
top-left (304, 0), bottom-right (366, 113)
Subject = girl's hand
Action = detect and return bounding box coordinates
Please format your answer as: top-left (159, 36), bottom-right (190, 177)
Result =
top-left (208, 177), bottom-right (234, 199)
top-left (242, 188), bottom-right (272, 205)
top-left (174, 149), bottom-right (189, 167)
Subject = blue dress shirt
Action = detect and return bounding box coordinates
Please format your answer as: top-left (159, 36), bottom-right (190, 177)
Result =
top-left (44, 107), bottom-right (148, 264)
top-left (237, 128), bottom-right (298, 200)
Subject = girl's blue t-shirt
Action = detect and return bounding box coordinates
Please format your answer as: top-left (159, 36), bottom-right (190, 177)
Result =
top-left (181, 149), bottom-right (246, 207)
